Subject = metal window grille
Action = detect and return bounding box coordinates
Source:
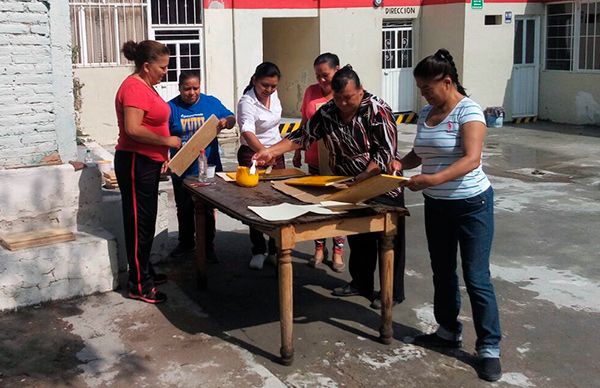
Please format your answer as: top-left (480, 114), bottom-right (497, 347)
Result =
top-left (546, 3), bottom-right (574, 70)
top-left (579, 1), bottom-right (600, 70)
top-left (382, 22), bottom-right (413, 70)
top-left (70, 0), bottom-right (148, 66)
top-left (150, 0), bottom-right (202, 26)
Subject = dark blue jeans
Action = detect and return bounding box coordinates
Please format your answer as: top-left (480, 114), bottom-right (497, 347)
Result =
top-left (424, 187), bottom-right (501, 357)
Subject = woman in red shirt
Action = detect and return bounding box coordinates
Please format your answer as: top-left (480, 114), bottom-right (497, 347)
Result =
top-left (293, 53), bottom-right (346, 272)
top-left (114, 40), bottom-right (181, 304)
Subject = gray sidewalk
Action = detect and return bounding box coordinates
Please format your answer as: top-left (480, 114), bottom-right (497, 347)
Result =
top-left (1, 121), bottom-right (599, 387)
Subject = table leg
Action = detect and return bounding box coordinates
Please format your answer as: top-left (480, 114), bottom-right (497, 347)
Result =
top-left (193, 198), bottom-right (207, 290)
top-left (278, 247), bottom-right (294, 365)
top-left (378, 233), bottom-right (395, 344)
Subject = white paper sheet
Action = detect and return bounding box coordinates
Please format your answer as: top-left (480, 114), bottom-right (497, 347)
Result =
top-left (248, 203), bottom-right (346, 221)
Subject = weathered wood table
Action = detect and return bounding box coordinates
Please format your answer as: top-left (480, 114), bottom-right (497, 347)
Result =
top-left (185, 178), bottom-right (408, 365)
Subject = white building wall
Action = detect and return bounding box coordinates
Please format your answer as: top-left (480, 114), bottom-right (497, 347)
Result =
top-left (418, 3), bottom-right (466, 112)
top-left (539, 72), bottom-right (600, 125)
top-left (0, 0), bottom-right (60, 167)
top-left (231, 8), bottom-right (317, 109)
top-left (462, 3), bottom-right (543, 119)
top-left (49, 0), bottom-right (77, 163)
top-left (263, 17), bottom-right (320, 117)
top-left (74, 66), bottom-right (131, 146)
top-left (204, 7), bottom-right (236, 111)
top-left (319, 8), bottom-right (383, 97)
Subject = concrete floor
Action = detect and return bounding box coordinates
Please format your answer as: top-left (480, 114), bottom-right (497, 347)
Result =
top-left (1, 121), bottom-right (599, 387)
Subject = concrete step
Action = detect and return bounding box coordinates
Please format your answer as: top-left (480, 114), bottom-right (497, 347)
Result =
top-left (0, 229), bottom-right (118, 311)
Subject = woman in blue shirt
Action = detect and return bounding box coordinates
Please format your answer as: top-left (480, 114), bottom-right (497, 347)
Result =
top-left (168, 71), bottom-right (236, 261)
top-left (394, 49), bottom-right (502, 382)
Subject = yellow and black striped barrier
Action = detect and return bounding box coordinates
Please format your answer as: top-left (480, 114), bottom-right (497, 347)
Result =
top-left (279, 122), bottom-right (301, 136)
top-left (513, 116), bottom-right (537, 124)
top-left (396, 112), bottom-right (417, 125)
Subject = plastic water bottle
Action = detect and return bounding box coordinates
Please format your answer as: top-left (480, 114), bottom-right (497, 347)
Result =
top-left (198, 150), bottom-right (208, 182)
top-left (84, 149), bottom-right (93, 164)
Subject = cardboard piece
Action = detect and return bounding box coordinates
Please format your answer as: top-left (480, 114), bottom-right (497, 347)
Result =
top-left (0, 228), bottom-right (76, 251)
top-left (271, 180), bottom-right (338, 204)
top-left (168, 114), bottom-right (219, 176)
top-left (325, 174), bottom-right (409, 204)
top-left (283, 175), bottom-right (352, 187)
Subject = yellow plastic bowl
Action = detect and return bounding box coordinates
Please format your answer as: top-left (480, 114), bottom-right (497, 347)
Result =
top-left (235, 166), bottom-right (259, 187)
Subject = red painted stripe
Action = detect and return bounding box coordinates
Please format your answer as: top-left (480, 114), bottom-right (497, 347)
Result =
top-left (204, 0), bottom-right (540, 8)
top-left (130, 153), bottom-right (143, 295)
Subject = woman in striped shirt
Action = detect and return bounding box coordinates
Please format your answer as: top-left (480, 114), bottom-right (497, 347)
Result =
top-left (394, 49), bottom-right (502, 382)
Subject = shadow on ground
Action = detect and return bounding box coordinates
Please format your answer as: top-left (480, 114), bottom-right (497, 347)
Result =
top-left (154, 230), bottom-right (424, 365)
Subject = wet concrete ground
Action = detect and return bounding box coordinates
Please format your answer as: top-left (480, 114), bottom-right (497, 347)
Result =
top-left (1, 121), bottom-right (599, 387)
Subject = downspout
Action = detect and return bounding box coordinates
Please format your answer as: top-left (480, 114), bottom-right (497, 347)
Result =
top-left (231, 0), bottom-right (239, 110)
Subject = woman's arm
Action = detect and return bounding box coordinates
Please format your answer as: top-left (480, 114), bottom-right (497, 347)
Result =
top-left (392, 149), bottom-right (422, 172)
top-left (407, 121), bottom-right (485, 191)
top-left (125, 107), bottom-right (181, 148)
top-left (217, 115), bottom-right (236, 132)
top-left (241, 131), bottom-right (269, 152)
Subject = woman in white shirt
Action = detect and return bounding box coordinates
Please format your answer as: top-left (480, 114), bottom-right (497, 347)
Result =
top-left (236, 62), bottom-right (284, 270)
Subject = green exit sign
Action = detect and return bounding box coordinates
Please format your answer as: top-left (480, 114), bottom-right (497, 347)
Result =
top-left (471, 0), bottom-right (483, 9)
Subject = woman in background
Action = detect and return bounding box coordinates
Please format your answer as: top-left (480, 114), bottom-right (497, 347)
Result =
top-left (292, 53), bottom-right (345, 272)
top-left (168, 71), bottom-right (236, 263)
top-left (236, 62), bottom-right (284, 270)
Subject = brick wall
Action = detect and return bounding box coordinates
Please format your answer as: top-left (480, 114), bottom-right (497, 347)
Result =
top-left (0, 1), bottom-right (61, 167)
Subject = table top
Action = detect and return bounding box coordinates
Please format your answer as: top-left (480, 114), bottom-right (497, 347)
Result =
top-left (184, 177), bottom-right (408, 230)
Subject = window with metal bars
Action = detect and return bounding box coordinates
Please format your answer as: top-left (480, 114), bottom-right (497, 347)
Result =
top-left (546, 3), bottom-right (574, 70)
top-left (545, 1), bottom-right (600, 71)
top-left (579, 1), bottom-right (600, 70)
top-left (150, 0), bottom-right (202, 25)
top-left (382, 22), bottom-right (413, 70)
top-left (70, 0), bottom-right (148, 66)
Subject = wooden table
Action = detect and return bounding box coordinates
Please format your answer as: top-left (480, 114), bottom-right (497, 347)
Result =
top-left (185, 178), bottom-right (408, 365)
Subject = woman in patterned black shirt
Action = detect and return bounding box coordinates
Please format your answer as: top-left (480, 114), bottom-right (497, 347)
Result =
top-left (253, 66), bottom-right (407, 308)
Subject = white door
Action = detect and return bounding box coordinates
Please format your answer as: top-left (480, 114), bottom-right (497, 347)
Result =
top-left (512, 17), bottom-right (540, 117)
top-left (151, 29), bottom-right (203, 101)
top-left (147, 0), bottom-right (204, 101)
top-left (382, 22), bottom-right (414, 113)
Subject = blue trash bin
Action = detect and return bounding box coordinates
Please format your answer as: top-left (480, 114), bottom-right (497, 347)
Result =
top-left (485, 113), bottom-right (503, 128)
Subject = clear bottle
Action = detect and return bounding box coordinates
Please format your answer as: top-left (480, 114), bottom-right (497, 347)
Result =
top-left (198, 149), bottom-right (208, 182)
top-left (84, 149), bottom-right (93, 164)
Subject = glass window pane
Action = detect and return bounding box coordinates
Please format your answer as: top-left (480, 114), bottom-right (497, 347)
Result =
top-left (181, 56), bottom-right (190, 69)
top-left (383, 50), bottom-right (395, 69)
top-left (526, 19), bottom-right (535, 64)
top-left (514, 20), bottom-right (523, 64)
top-left (181, 43), bottom-right (189, 55)
top-left (191, 56), bottom-right (200, 69)
top-left (160, 0), bottom-right (168, 24)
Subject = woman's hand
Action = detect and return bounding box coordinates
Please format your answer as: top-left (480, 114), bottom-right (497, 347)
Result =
top-left (292, 149), bottom-right (302, 168)
top-left (389, 159), bottom-right (402, 175)
top-left (217, 118), bottom-right (228, 131)
top-left (166, 136), bottom-right (182, 149)
top-left (252, 148), bottom-right (273, 166)
top-left (161, 161), bottom-right (170, 174)
top-left (406, 174), bottom-right (437, 191)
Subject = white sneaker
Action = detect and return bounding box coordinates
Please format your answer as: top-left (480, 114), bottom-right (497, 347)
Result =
top-left (267, 254), bottom-right (278, 266)
top-left (249, 253), bottom-right (267, 270)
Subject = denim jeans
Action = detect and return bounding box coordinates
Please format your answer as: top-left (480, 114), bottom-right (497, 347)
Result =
top-left (424, 187), bottom-right (501, 358)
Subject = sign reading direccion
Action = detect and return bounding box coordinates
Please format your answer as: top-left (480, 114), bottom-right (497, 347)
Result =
top-left (384, 6), bottom-right (417, 15)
